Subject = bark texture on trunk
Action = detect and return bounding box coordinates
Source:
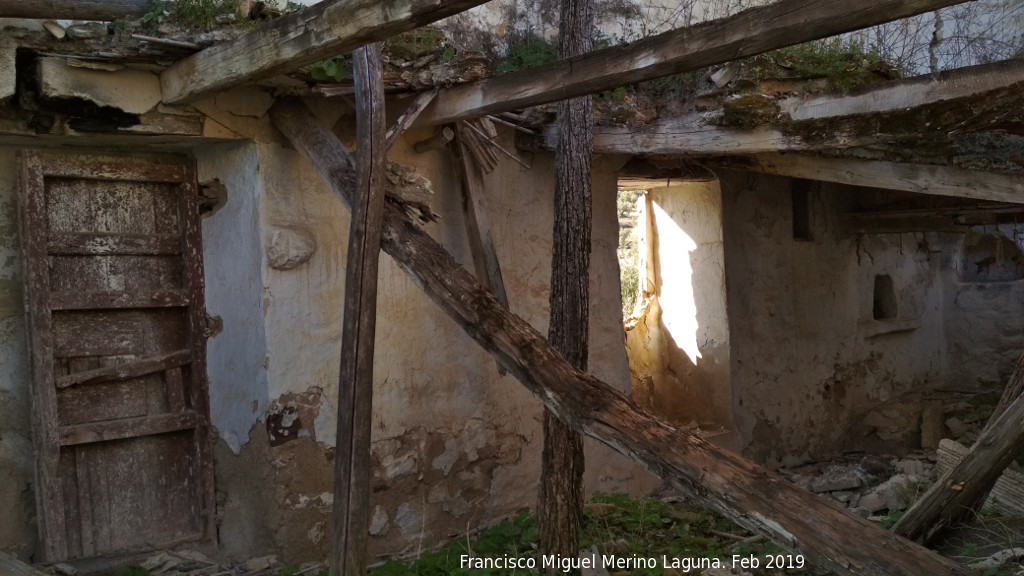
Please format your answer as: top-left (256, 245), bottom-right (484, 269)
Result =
top-left (538, 0), bottom-right (595, 568)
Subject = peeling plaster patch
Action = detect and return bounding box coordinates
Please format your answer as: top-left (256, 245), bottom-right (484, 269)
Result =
top-left (214, 86), bottom-right (275, 118)
top-left (369, 506), bottom-right (390, 536)
top-left (266, 224), bottom-right (317, 270)
top-left (395, 502), bottom-right (421, 537)
top-left (38, 57), bottom-right (161, 115)
top-left (284, 492), bottom-right (333, 511)
top-left (307, 522), bottom-right (326, 546)
top-left (199, 143), bottom-right (269, 453)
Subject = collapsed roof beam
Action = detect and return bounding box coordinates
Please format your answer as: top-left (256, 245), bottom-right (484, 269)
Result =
top-left (709, 153), bottom-right (1024, 204)
top-left (414, 0), bottom-right (974, 126)
top-left (160, 0), bottom-right (491, 105)
top-left (0, 0), bottom-right (146, 20)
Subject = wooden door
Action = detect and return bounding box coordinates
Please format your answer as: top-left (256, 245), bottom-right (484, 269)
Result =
top-left (18, 151), bottom-right (215, 561)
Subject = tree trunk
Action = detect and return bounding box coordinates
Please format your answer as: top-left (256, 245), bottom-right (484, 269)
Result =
top-left (329, 44), bottom-right (385, 576)
top-left (268, 98), bottom-right (973, 576)
top-left (539, 0), bottom-right (594, 569)
top-left (891, 354), bottom-right (1024, 543)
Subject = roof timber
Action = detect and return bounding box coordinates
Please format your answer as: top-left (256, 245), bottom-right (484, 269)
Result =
top-left (708, 154), bottom-right (1024, 204)
top-left (542, 60), bottom-right (1024, 157)
top-left (0, 0), bottom-right (146, 20)
top-left (159, 0), bottom-right (490, 105)
top-left (413, 0), bottom-right (974, 126)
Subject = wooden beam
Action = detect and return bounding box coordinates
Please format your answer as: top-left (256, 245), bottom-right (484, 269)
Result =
top-left (892, 368), bottom-right (1024, 542)
top-left (414, 0), bottom-right (973, 125)
top-left (269, 97), bottom-right (973, 576)
top-left (543, 60), bottom-right (1024, 157)
top-left (0, 0), bottom-right (146, 20)
top-left (330, 44), bottom-right (386, 576)
top-left (451, 126), bottom-right (510, 376)
top-left (708, 154), bottom-right (1024, 204)
top-left (893, 353), bottom-right (1024, 541)
top-left (160, 0), bottom-right (490, 105)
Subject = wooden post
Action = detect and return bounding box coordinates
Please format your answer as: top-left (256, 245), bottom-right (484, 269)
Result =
top-left (539, 0), bottom-right (593, 570)
top-left (451, 125), bottom-right (510, 376)
top-left (329, 43), bottom-right (386, 576)
top-left (891, 355), bottom-right (1024, 542)
top-left (269, 98), bottom-right (973, 576)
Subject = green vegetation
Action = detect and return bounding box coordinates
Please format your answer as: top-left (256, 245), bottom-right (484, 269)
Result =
top-left (142, 0), bottom-right (244, 31)
top-left (617, 190), bottom-right (643, 318)
top-left (496, 30), bottom-right (557, 74)
top-left (367, 493), bottom-right (811, 575)
top-left (310, 55), bottom-right (352, 83)
top-left (114, 566), bottom-right (151, 576)
top-left (743, 39), bottom-right (903, 93)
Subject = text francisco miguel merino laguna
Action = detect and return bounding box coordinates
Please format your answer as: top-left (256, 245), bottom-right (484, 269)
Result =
top-left (460, 553), bottom-right (806, 573)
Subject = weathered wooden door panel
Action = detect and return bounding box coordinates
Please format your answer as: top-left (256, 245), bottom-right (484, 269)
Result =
top-left (18, 151), bottom-right (214, 562)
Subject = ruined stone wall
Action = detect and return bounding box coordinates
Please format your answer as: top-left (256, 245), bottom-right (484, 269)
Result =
top-left (718, 170), bottom-right (950, 467)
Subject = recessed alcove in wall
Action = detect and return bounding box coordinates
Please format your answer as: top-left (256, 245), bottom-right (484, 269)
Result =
top-left (872, 274), bottom-right (898, 320)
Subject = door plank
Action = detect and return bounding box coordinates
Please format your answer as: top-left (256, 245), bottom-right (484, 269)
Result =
top-left (48, 233), bottom-right (182, 256)
top-left (59, 412), bottom-right (199, 446)
top-left (56, 350), bottom-right (192, 389)
top-left (50, 290), bottom-right (189, 311)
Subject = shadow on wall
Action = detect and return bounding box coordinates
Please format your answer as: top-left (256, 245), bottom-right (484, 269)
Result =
top-left (622, 180), bottom-right (734, 438)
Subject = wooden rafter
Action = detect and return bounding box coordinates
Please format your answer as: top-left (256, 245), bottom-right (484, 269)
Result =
top-left (269, 97), bottom-right (974, 576)
top-left (159, 0), bottom-right (491, 105)
top-left (708, 154), bottom-right (1024, 204)
top-left (0, 0), bottom-right (146, 20)
top-left (413, 0), bottom-right (974, 126)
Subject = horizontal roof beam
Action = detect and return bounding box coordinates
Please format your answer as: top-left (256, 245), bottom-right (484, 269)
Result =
top-left (541, 60), bottom-right (1024, 156)
top-left (709, 153), bottom-right (1024, 204)
top-left (160, 0), bottom-right (490, 105)
top-left (0, 0), bottom-right (147, 20)
top-left (414, 0), bottom-right (974, 126)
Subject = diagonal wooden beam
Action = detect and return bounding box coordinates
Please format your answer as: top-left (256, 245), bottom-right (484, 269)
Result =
top-left (270, 97), bottom-right (973, 576)
top-left (708, 153), bottom-right (1024, 204)
top-left (160, 0), bottom-right (491, 105)
top-left (414, 0), bottom-right (974, 126)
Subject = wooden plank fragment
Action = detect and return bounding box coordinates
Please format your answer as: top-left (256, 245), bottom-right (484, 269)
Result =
top-left (709, 154), bottom-right (1024, 203)
top-left (414, 0), bottom-right (975, 126)
top-left (269, 98), bottom-right (973, 576)
top-left (55, 349), bottom-right (192, 389)
top-left (0, 552), bottom-right (52, 576)
top-left (384, 89), bottom-right (437, 150)
top-left (59, 412), bottom-right (199, 446)
top-left (451, 126), bottom-right (510, 376)
top-left (936, 439), bottom-right (1024, 517)
top-left (891, 387), bottom-right (1024, 542)
top-left (160, 0), bottom-right (490, 104)
top-left (330, 43), bottom-right (386, 576)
